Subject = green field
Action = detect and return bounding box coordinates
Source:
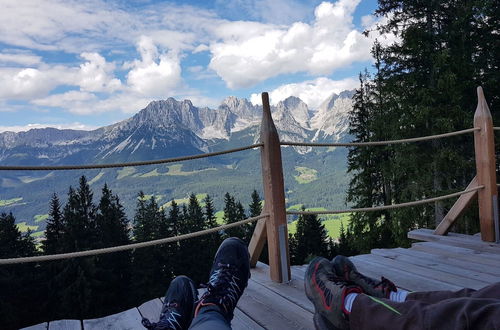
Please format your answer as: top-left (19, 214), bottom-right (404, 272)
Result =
top-left (0, 197), bottom-right (23, 207)
top-left (16, 222), bottom-right (39, 233)
top-left (89, 171), bottom-right (105, 184)
top-left (116, 167), bottom-right (137, 180)
top-left (31, 231), bottom-right (45, 238)
top-left (288, 213), bottom-right (350, 239)
top-left (165, 164), bottom-right (217, 176)
top-left (161, 193), bottom-right (208, 209)
top-left (34, 214), bottom-right (49, 223)
top-left (293, 166), bottom-right (318, 184)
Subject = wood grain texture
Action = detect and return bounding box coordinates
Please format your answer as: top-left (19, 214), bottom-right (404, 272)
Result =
top-left (20, 323), bottom-right (48, 330)
top-left (137, 298), bottom-right (163, 323)
top-left (350, 255), bottom-right (462, 292)
top-left (248, 217), bottom-right (267, 268)
top-left (48, 320), bottom-right (81, 330)
top-left (409, 229), bottom-right (500, 253)
top-left (83, 308), bottom-right (143, 330)
top-left (259, 92), bottom-right (290, 282)
top-left (434, 176), bottom-right (478, 235)
top-left (473, 86), bottom-right (498, 242)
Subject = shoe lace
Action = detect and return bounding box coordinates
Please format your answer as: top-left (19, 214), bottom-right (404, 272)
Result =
top-left (142, 302), bottom-right (182, 330)
top-left (348, 268), bottom-right (396, 294)
top-left (202, 263), bottom-right (242, 313)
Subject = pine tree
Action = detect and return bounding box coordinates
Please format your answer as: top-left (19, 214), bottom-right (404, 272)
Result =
top-left (56, 176), bottom-right (100, 319)
top-left (203, 194), bottom-right (222, 263)
top-left (131, 192), bottom-right (171, 302)
top-left (293, 208), bottom-right (328, 264)
top-left (177, 194), bottom-right (210, 283)
top-left (42, 193), bottom-right (64, 254)
top-left (94, 184), bottom-right (132, 314)
top-left (0, 213), bottom-right (40, 328)
top-left (247, 189), bottom-right (262, 242)
top-left (223, 193), bottom-right (246, 239)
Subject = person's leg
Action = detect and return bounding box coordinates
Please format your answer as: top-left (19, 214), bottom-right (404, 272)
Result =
top-left (349, 291), bottom-right (500, 330)
top-left (189, 237), bottom-right (251, 330)
top-left (407, 281), bottom-right (500, 303)
top-left (142, 275), bottom-right (198, 330)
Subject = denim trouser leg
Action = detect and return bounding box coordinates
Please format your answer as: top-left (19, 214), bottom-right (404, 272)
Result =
top-left (189, 305), bottom-right (231, 330)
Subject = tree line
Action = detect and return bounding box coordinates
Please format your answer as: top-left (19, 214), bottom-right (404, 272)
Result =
top-left (0, 176), bottom-right (347, 329)
top-left (346, 0), bottom-right (500, 252)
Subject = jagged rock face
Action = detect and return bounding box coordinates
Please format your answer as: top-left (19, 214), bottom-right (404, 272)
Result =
top-left (0, 90), bottom-right (354, 164)
top-left (311, 90), bottom-right (354, 142)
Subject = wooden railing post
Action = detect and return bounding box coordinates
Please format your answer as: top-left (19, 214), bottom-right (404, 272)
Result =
top-left (258, 92), bottom-right (290, 282)
top-left (474, 86), bottom-right (499, 242)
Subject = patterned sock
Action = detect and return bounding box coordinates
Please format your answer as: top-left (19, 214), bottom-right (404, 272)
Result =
top-left (344, 293), bottom-right (358, 313)
top-left (389, 289), bottom-right (409, 302)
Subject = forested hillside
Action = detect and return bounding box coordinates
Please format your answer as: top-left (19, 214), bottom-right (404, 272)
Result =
top-left (346, 0), bottom-right (500, 252)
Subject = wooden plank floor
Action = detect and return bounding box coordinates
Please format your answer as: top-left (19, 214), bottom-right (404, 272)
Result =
top-left (22, 230), bottom-right (500, 330)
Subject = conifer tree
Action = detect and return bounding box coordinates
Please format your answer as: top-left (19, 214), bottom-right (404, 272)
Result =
top-left (203, 194), bottom-right (222, 262)
top-left (42, 193), bottom-right (64, 254)
top-left (223, 193), bottom-right (246, 239)
top-left (131, 192), bottom-right (171, 302)
top-left (293, 208), bottom-right (328, 264)
top-left (94, 184), bottom-right (132, 313)
top-left (247, 189), bottom-right (262, 241)
top-left (0, 213), bottom-right (39, 329)
top-left (56, 176), bottom-right (100, 319)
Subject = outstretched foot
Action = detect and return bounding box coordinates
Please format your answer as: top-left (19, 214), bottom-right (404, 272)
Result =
top-left (305, 257), bottom-right (361, 330)
top-left (142, 275), bottom-right (198, 330)
top-left (331, 255), bottom-right (396, 298)
top-left (195, 237), bottom-right (250, 321)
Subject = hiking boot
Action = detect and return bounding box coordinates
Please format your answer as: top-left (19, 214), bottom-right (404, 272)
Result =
top-left (195, 237), bottom-right (250, 321)
top-left (332, 255), bottom-right (397, 298)
top-left (305, 257), bottom-right (361, 330)
top-left (142, 275), bottom-right (198, 330)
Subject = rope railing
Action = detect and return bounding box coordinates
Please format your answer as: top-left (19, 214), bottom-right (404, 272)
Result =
top-left (0, 143), bottom-right (263, 171)
top-left (0, 213), bottom-right (269, 265)
top-left (281, 128), bottom-right (478, 147)
top-left (494, 127), bottom-right (500, 131)
top-left (286, 186), bottom-right (484, 215)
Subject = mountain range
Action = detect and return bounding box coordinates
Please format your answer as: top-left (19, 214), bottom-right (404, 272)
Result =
top-left (0, 90), bottom-right (354, 234)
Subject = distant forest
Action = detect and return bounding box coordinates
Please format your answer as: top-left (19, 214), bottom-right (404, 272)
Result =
top-left (0, 176), bottom-right (344, 329)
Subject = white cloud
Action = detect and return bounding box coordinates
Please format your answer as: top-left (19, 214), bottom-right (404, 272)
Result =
top-left (208, 0), bottom-right (383, 88)
top-left (126, 36), bottom-right (182, 97)
top-left (0, 122), bottom-right (98, 133)
top-left (250, 77), bottom-right (358, 109)
top-left (78, 52), bottom-right (121, 93)
top-left (33, 91), bottom-right (96, 108)
top-left (0, 52), bottom-right (41, 65)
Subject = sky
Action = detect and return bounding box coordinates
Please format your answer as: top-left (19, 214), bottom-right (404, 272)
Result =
top-left (0, 0), bottom-right (391, 132)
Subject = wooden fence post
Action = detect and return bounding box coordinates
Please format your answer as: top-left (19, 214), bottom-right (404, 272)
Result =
top-left (474, 86), bottom-right (498, 242)
top-left (259, 92), bottom-right (291, 282)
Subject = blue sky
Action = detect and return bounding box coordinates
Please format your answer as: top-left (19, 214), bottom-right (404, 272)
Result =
top-left (0, 0), bottom-right (389, 132)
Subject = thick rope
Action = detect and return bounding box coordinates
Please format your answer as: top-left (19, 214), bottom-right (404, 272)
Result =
top-left (494, 127), bottom-right (500, 131)
top-left (0, 213), bottom-right (269, 265)
top-left (0, 144), bottom-right (263, 171)
top-left (281, 128), bottom-right (478, 147)
top-left (287, 186), bottom-right (484, 215)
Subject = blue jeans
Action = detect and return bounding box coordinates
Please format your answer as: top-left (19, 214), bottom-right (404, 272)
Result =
top-left (189, 305), bottom-right (231, 330)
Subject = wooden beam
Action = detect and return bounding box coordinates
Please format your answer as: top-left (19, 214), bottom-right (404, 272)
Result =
top-left (248, 213), bottom-right (267, 268)
top-left (259, 92), bottom-right (290, 283)
top-left (434, 176), bottom-right (478, 235)
top-left (473, 87), bottom-right (498, 242)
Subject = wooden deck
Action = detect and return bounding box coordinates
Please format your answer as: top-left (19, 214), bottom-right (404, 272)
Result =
top-left (22, 229), bottom-right (500, 330)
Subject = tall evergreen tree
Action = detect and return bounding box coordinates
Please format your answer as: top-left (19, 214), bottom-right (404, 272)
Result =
top-left (131, 192), bottom-right (171, 302)
top-left (292, 208), bottom-right (328, 264)
top-left (0, 213), bottom-right (39, 329)
top-left (56, 176), bottom-right (100, 319)
top-left (94, 184), bottom-right (132, 313)
top-left (203, 194), bottom-right (222, 263)
top-left (42, 193), bottom-right (64, 254)
top-left (223, 193), bottom-right (246, 239)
